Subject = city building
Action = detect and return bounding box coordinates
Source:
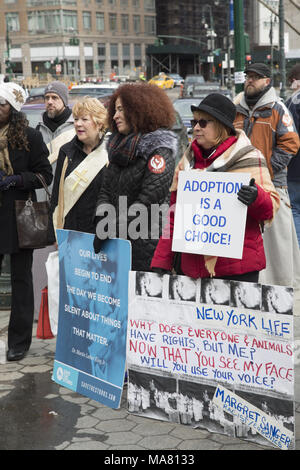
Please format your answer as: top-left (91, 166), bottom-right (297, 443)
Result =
top-left (0, 0), bottom-right (156, 80)
top-left (148, 0), bottom-right (253, 80)
top-left (250, 0), bottom-right (300, 82)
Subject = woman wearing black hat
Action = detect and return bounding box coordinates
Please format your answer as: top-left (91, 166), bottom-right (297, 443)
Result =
top-left (151, 93), bottom-right (280, 282)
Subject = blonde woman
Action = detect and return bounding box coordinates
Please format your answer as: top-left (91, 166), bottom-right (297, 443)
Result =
top-left (50, 96), bottom-right (108, 235)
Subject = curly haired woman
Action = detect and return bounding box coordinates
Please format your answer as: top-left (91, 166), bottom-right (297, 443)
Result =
top-left (94, 82), bottom-right (178, 271)
top-left (0, 82), bottom-right (52, 361)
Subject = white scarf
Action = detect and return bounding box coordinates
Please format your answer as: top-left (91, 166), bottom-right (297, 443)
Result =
top-left (53, 141), bottom-right (108, 231)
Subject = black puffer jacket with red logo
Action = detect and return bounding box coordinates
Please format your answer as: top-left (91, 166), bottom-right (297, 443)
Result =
top-left (94, 129), bottom-right (177, 271)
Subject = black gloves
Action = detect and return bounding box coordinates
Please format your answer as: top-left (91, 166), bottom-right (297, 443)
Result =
top-left (237, 178), bottom-right (258, 207)
top-left (0, 171), bottom-right (22, 191)
top-left (93, 235), bottom-right (102, 254)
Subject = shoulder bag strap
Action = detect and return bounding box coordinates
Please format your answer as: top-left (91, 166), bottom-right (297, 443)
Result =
top-left (55, 156), bottom-right (69, 230)
top-left (35, 173), bottom-right (51, 202)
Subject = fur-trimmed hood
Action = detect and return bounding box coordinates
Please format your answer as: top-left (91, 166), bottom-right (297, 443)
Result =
top-left (137, 129), bottom-right (178, 161)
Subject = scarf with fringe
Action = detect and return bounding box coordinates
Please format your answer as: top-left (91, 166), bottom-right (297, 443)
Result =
top-left (170, 131), bottom-right (279, 277)
top-left (0, 124), bottom-right (13, 175)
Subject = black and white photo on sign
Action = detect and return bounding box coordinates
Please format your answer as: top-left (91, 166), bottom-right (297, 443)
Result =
top-left (168, 275), bottom-right (197, 302)
top-left (200, 278), bottom-right (231, 305)
top-left (135, 271), bottom-right (163, 298)
top-left (230, 281), bottom-right (261, 310)
top-left (127, 367), bottom-right (294, 447)
top-left (261, 285), bottom-right (293, 315)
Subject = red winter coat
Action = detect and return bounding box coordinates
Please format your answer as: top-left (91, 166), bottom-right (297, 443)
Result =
top-left (151, 131), bottom-right (280, 279)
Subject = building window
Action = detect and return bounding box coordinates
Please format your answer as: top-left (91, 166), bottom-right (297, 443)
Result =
top-left (96, 12), bottom-right (105, 32)
top-left (26, 0), bottom-right (77, 4)
top-left (133, 15), bottom-right (140, 34)
top-left (134, 43), bottom-right (141, 58)
top-left (144, 15), bottom-right (156, 35)
top-left (95, 0), bottom-right (103, 5)
top-left (120, 0), bottom-right (128, 7)
top-left (82, 11), bottom-right (91, 30)
top-left (27, 10), bottom-right (61, 33)
top-left (110, 43), bottom-right (118, 58)
top-left (121, 14), bottom-right (129, 33)
top-left (144, 0), bottom-right (155, 11)
top-left (132, 0), bottom-right (140, 9)
top-left (97, 43), bottom-right (105, 56)
top-left (5, 12), bottom-right (20, 31)
top-left (108, 0), bottom-right (116, 7)
top-left (27, 9), bottom-right (78, 33)
top-left (122, 43), bottom-right (130, 59)
top-left (63, 10), bottom-right (78, 31)
top-left (109, 13), bottom-right (117, 32)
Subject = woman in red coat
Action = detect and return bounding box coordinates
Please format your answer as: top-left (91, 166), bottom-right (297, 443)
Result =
top-left (151, 94), bottom-right (280, 283)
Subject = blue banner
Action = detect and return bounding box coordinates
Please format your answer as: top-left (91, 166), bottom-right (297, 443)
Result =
top-left (52, 230), bottom-right (131, 408)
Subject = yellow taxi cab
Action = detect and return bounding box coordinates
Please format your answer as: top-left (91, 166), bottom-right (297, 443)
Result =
top-left (148, 74), bottom-right (175, 89)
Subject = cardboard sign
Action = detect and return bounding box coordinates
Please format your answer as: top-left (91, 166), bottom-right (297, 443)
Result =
top-left (172, 171), bottom-right (250, 259)
top-left (127, 272), bottom-right (295, 449)
top-left (52, 230), bottom-right (131, 408)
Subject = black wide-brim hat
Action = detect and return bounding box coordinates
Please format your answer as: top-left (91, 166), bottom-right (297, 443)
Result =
top-left (191, 93), bottom-right (237, 134)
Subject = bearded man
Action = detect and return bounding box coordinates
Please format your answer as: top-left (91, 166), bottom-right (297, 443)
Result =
top-left (234, 63), bottom-right (300, 298)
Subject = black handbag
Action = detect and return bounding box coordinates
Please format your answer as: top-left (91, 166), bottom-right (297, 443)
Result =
top-left (15, 173), bottom-right (51, 250)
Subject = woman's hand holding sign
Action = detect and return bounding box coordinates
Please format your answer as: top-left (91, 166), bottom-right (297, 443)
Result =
top-left (237, 178), bottom-right (258, 206)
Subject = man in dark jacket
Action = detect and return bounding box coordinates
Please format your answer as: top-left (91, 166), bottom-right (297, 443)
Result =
top-left (286, 64), bottom-right (300, 246)
top-left (234, 62), bottom-right (300, 291)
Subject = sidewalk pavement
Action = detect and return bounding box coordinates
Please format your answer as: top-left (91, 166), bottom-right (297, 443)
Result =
top-left (0, 309), bottom-right (299, 451)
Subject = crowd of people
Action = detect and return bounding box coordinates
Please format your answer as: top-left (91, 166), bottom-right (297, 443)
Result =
top-left (0, 61), bottom-right (300, 362)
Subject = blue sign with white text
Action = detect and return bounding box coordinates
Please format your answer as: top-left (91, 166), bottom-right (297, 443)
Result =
top-left (52, 230), bottom-right (131, 408)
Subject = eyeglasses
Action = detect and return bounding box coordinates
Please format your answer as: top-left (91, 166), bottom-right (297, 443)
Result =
top-left (245, 74), bottom-right (267, 82)
top-left (190, 119), bottom-right (213, 129)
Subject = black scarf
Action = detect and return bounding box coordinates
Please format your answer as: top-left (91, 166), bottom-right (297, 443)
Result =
top-left (42, 106), bottom-right (72, 132)
top-left (107, 131), bottom-right (141, 166)
top-left (245, 83), bottom-right (272, 108)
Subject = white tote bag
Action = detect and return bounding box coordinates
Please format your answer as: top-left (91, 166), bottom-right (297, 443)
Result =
top-left (46, 250), bottom-right (59, 336)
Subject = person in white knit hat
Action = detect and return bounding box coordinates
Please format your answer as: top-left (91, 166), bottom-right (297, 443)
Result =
top-left (0, 82), bottom-right (26, 112)
top-left (0, 81), bottom-right (53, 361)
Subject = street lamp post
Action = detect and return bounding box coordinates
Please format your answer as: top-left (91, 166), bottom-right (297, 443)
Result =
top-left (233, 0), bottom-right (245, 94)
top-left (5, 18), bottom-right (12, 76)
top-left (202, 4), bottom-right (217, 81)
top-left (279, 0), bottom-right (287, 100)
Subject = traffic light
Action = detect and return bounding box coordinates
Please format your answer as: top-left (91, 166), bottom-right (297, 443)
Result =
top-left (69, 37), bottom-right (79, 46)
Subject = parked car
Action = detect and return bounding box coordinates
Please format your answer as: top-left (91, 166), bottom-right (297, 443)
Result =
top-left (69, 83), bottom-right (119, 99)
top-left (191, 82), bottom-right (233, 100)
top-left (172, 111), bottom-right (189, 164)
top-left (148, 75), bottom-right (175, 89)
top-left (168, 73), bottom-right (184, 87)
top-left (180, 74), bottom-right (205, 97)
top-left (191, 82), bottom-right (220, 96)
top-left (21, 94), bottom-right (113, 128)
top-left (173, 98), bottom-right (199, 143)
top-left (21, 100), bottom-right (46, 127)
top-left (26, 86), bottom-right (46, 102)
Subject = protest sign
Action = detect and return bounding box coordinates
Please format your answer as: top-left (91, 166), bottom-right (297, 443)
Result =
top-left (213, 385), bottom-right (293, 450)
top-left (172, 171), bottom-right (249, 259)
top-left (52, 230), bottom-right (131, 409)
top-left (127, 272), bottom-right (294, 449)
